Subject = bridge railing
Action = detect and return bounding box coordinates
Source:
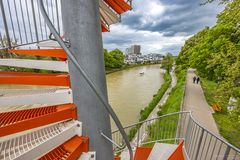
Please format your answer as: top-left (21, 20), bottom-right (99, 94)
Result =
top-left (112, 111), bottom-right (240, 159)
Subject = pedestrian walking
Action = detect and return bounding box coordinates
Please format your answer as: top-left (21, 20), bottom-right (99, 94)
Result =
top-left (197, 77), bottom-right (200, 84)
top-left (193, 76), bottom-right (196, 83)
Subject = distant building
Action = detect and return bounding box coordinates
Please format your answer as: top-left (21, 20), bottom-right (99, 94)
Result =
top-left (131, 45), bottom-right (141, 55)
top-left (126, 45), bottom-right (141, 55)
top-left (124, 53), bottom-right (164, 64)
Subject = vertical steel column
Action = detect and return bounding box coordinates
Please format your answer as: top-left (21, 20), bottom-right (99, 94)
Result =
top-left (61, 1), bottom-right (113, 160)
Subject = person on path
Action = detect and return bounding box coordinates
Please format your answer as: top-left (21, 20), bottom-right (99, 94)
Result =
top-left (197, 77), bottom-right (200, 84)
top-left (193, 76), bottom-right (196, 83)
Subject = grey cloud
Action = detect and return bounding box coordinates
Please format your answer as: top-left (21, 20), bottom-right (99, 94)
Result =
top-left (103, 0), bottom-right (224, 54)
top-left (103, 35), bottom-right (133, 45)
top-left (161, 44), bottom-right (183, 55)
top-left (121, 0), bottom-right (223, 36)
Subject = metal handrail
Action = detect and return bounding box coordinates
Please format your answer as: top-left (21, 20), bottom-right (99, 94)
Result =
top-left (38, 1), bottom-right (133, 159)
top-left (100, 132), bottom-right (125, 149)
top-left (112, 111), bottom-right (190, 133)
top-left (188, 112), bottom-right (240, 153)
top-left (112, 111), bottom-right (240, 159)
top-left (183, 112), bottom-right (240, 159)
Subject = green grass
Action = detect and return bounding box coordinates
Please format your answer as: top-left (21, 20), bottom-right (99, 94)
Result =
top-left (158, 69), bottom-right (186, 115)
top-left (201, 78), bottom-right (240, 148)
top-left (127, 71), bottom-right (172, 141)
top-left (200, 78), bottom-right (219, 106)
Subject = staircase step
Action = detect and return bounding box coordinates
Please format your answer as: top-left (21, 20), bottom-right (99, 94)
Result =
top-left (134, 147), bottom-right (152, 160)
top-left (99, 0), bottom-right (120, 25)
top-left (78, 152), bottom-right (96, 160)
top-left (0, 104), bottom-right (77, 137)
top-left (101, 21), bottom-right (109, 32)
top-left (0, 88), bottom-right (73, 111)
top-left (39, 136), bottom-right (89, 160)
top-left (168, 141), bottom-right (184, 160)
top-left (8, 49), bottom-right (67, 59)
top-left (114, 156), bottom-right (121, 160)
top-left (147, 143), bottom-right (178, 160)
top-left (0, 72), bottom-right (70, 86)
top-left (103, 0), bottom-right (132, 14)
top-left (0, 120), bottom-right (82, 160)
top-left (0, 59), bottom-right (68, 72)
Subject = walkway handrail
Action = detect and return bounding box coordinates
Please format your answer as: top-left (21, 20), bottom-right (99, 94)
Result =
top-left (188, 111), bottom-right (240, 153)
top-left (38, 1), bottom-right (133, 160)
top-left (184, 112), bottom-right (240, 159)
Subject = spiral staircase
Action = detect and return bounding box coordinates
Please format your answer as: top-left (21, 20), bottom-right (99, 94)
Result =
top-left (1, 0), bottom-right (240, 160)
top-left (0, 0), bottom-right (132, 159)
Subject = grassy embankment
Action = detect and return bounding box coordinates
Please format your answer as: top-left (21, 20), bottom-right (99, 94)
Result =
top-left (145, 67), bottom-right (187, 146)
top-left (127, 70), bottom-right (172, 141)
top-left (200, 78), bottom-right (240, 148)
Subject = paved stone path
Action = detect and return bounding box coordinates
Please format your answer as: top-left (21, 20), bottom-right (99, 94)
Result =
top-left (183, 68), bottom-right (219, 135)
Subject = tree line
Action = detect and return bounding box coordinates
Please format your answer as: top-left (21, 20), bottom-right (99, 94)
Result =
top-left (176, 0), bottom-right (239, 123)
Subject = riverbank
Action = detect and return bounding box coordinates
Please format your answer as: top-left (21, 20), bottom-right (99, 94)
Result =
top-left (127, 69), bottom-right (172, 141)
top-left (145, 67), bottom-right (186, 145)
top-left (105, 62), bottom-right (160, 74)
top-left (139, 72), bottom-right (171, 122)
top-left (157, 67), bottom-right (186, 116)
top-left (200, 78), bottom-right (240, 148)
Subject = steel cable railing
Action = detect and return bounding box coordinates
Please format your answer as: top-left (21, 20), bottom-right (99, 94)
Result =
top-left (38, 0), bottom-right (133, 159)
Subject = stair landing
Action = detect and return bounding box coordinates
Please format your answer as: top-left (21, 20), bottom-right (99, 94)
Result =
top-left (147, 143), bottom-right (178, 160)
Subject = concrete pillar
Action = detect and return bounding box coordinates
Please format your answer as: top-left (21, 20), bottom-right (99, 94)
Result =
top-left (61, 1), bottom-right (113, 159)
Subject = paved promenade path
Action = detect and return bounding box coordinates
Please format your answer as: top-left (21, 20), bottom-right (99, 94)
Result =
top-left (183, 69), bottom-right (219, 135)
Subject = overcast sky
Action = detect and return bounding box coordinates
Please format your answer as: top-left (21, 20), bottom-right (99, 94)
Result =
top-left (102, 0), bottom-right (224, 55)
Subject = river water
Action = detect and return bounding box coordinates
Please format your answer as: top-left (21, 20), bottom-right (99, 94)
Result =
top-left (107, 64), bottom-right (164, 130)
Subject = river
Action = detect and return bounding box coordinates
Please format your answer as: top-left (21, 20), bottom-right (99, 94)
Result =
top-left (107, 64), bottom-right (164, 130)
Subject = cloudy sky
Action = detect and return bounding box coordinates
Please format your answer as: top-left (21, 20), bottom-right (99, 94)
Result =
top-left (102, 0), bottom-right (224, 55)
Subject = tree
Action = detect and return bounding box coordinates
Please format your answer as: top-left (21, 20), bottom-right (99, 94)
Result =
top-left (161, 53), bottom-right (174, 72)
top-left (103, 48), bottom-right (125, 69)
top-left (109, 49), bottom-right (124, 68)
top-left (177, 0), bottom-right (240, 123)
